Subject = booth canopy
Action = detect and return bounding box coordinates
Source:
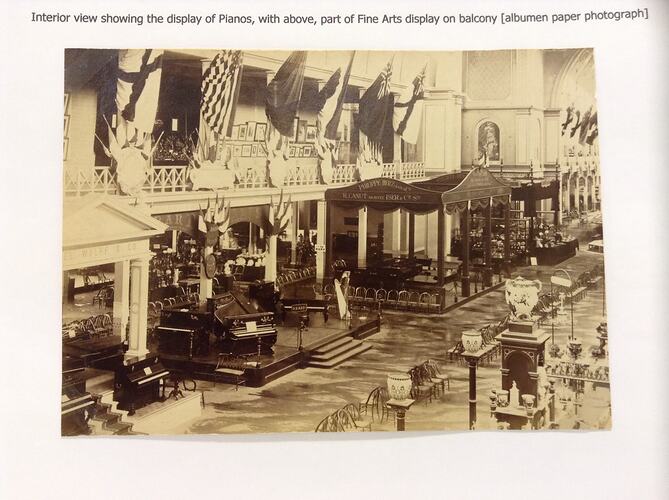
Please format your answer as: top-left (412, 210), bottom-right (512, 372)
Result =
top-left (439, 167), bottom-right (512, 213)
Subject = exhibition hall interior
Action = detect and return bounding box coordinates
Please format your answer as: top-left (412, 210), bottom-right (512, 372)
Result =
top-left (61, 47), bottom-right (607, 435)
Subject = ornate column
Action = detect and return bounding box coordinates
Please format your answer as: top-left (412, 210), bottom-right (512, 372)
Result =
top-left (199, 245), bottom-right (213, 301)
top-left (461, 203), bottom-right (471, 297)
top-left (290, 201), bottom-right (299, 264)
top-left (128, 255), bottom-right (151, 356)
top-left (357, 206), bottom-right (368, 269)
top-left (483, 201), bottom-right (492, 287)
top-left (437, 208), bottom-right (445, 286)
top-left (316, 200), bottom-right (327, 282)
top-left (504, 197), bottom-right (512, 277)
top-left (112, 260), bottom-right (130, 339)
top-left (408, 213), bottom-right (415, 259)
top-left (391, 209), bottom-right (402, 257)
top-left (265, 205), bottom-right (278, 282)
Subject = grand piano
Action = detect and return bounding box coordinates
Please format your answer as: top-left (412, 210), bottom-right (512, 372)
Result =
top-left (157, 291), bottom-right (277, 356)
top-left (113, 354), bottom-right (169, 415)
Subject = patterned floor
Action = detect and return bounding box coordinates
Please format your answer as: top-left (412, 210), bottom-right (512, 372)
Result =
top-left (175, 248), bottom-right (609, 435)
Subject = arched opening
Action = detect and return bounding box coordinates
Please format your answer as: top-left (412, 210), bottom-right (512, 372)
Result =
top-left (506, 351), bottom-right (534, 405)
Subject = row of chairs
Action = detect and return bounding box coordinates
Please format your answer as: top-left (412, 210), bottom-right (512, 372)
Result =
top-left (275, 266), bottom-right (316, 288)
top-left (448, 315), bottom-right (509, 364)
top-left (148, 292), bottom-right (199, 318)
top-left (408, 360), bottom-right (451, 405)
top-left (62, 313), bottom-right (113, 343)
top-left (314, 403), bottom-right (372, 432)
top-left (314, 359), bottom-right (452, 432)
top-left (348, 287), bottom-right (443, 314)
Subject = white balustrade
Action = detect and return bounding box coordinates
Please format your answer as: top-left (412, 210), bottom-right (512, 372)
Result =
top-left (64, 161), bottom-right (425, 195)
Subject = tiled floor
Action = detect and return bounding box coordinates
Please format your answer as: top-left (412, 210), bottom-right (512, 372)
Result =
top-left (175, 248), bottom-right (608, 435)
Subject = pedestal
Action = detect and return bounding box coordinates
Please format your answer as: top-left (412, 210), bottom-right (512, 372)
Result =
top-left (495, 320), bottom-right (550, 407)
top-left (386, 399), bottom-right (415, 431)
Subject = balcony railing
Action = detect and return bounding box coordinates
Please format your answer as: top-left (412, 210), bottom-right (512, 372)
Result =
top-left (63, 161), bottom-right (425, 197)
top-left (331, 162), bottom-right (426, 185)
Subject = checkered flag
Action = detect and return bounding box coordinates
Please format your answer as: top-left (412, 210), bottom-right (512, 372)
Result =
top-left (200, 50), bottom-right (243, 136)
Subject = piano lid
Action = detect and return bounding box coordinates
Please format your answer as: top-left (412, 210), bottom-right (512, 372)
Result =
top-left (213, 291), bottom-right (262, 325)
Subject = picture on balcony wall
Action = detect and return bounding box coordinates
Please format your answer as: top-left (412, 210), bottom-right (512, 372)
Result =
top-left (296, 120), bottom-right (307, 143)
top-left (255, 122), bottom-right (267, 142)
top-left (238, 124), bottom-right (247, 142)
top-left (306, 125), bottom-right (317, 142)
top-left (246, 122), bottom-right (257, 142)
top-left (61, 47), bottom-right (607, 437)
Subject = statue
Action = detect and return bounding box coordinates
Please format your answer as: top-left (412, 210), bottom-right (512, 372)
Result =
top-left (509, 381), bottom-right (520, 407)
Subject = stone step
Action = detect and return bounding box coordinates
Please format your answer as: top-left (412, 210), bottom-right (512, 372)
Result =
top-left (311, 336), bottom-right (355, 354)
top-left (307, 343), bottom-right (372, 369)
top-left (311, 339), bottom-right (362, 361)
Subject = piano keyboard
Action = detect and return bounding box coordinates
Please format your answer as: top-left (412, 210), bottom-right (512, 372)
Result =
top-left (61, 395), bottom-right (95, 415)
top-left (137, 370), bottom-right (169, 385)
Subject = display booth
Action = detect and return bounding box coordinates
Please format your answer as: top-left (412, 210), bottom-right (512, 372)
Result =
top-left (325, 178), bottom-right (446, 286)
top-left (436, 167), bottom-right (513, 296)
top-left (324, 168), bottom-right (513, 297)
top-left (63, 195), bottom-right (168, 356)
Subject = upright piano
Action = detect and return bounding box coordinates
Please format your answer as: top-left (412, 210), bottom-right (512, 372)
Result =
top-left (213, 291), bottom-right (277, 354)
top-left (156, 291), bottom-right (277, 356)
top-left (113, 354), bottom-right (169, 415)
top-left (61, 368), bottom-right (96, 436)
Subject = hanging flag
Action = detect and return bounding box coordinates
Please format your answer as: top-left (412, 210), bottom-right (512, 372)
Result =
top-left (561, 104), bottom-right (575, 136)
top-left (265, 51), bottom-right (308, 159)
top-left (358, 58), bottom-right (393, 164)
top-left (116, 49), bottom-right (164, 140)
top-left (586, 111), bottom-right (598, 145)
top-left (314, 52), bottom-right (355, 160)
top-left (393, 66), bottom-right (425, 144)
top-left (201, 50), bottom-right (243, 137)
top-left (578, 106), bottom-right (593, 145)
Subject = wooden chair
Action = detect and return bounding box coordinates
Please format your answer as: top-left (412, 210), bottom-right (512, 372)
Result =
top-left (213, 354), bottom-right (247, 391)
top-left (359, 386), bottom-right (391, 423)
top-left (408, 291), bottom-right (421, 312)
top-left (409, 366), bottom-right (434, 405)
top-left (386, 289), bottom-right (399, 309)
top-left (398, 290), bottom-right (410, 310)
top-left (428, 293), bottom-right (442, 314)
top-left (426, 359), bottom-right (450, 391)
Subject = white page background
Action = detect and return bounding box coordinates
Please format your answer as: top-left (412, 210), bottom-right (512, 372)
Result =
top-left (1, 0), bottom-right (667, 498)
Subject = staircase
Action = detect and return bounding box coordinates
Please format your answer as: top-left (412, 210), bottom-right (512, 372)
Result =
top-left (88, 390), bottom-right (142, 435)
top-left (307, 336), bottom-right (372, 369)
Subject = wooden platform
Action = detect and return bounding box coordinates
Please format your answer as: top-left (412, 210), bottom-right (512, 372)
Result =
top-left (157, 315), bottom-right (381, 387)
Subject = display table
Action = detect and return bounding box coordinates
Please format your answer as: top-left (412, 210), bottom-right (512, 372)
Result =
top-left (535, 239), bottom-right (578, 266)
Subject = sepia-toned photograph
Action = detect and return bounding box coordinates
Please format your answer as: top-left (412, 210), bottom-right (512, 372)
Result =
top-left (62, 48), bottom-right (607, 436)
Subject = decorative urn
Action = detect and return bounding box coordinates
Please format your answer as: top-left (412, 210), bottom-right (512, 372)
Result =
top-left (461, 329), bottom-right (483, 354)
top-left (505, 276), bottom-right (543, 320)
top-left (521, 394), bottom-right (536, 416)
top-left (387, 373), bottom-right (413, 401)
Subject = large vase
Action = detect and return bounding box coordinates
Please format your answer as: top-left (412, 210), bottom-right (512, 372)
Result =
top-left (505, 276), bottom-right (543, 320)
top-left (461, 329), bottom-right (483, 353)
top-left (387, 373), bottom-right (413, 401)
